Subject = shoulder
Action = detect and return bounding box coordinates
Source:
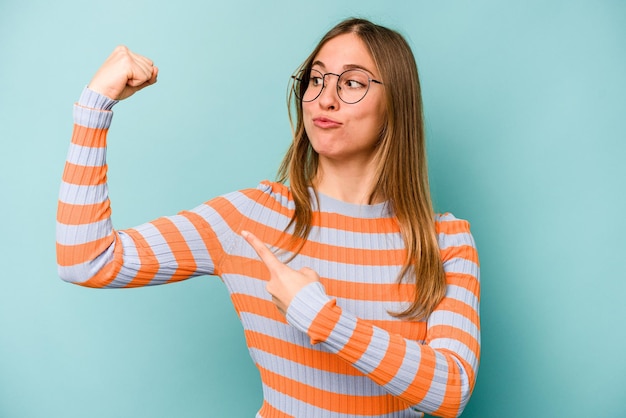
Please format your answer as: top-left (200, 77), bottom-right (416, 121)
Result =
top-left (434, 212), bottom-right (471, 236)
top-left (435, 213), bottom-right (479, 264)
top-left (209, 180), bottom-right (294, 214)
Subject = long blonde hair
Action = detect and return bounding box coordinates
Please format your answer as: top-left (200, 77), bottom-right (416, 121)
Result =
top-left (278, 18), bottom-right (446, 320)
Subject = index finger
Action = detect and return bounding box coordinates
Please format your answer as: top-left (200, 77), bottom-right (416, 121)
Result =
top-left (241, 230), bottom-right (282, 270)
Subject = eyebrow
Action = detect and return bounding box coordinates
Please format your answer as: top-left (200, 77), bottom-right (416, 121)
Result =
top-left (311, 60), bottom-right (377, 76)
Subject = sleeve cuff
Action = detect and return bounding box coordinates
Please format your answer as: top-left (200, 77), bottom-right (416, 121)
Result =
top-left (286, 281), bottom-right (335, 343)
top-left (73, 87), bottom-right (118, 129)
top-left (78, 87), bottom-right (118, 110)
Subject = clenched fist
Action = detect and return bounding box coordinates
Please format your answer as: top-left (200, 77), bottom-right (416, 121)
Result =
top-left (88, 45), bottom-right (158, 100)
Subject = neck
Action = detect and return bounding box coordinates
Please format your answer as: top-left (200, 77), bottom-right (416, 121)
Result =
top-left (313, 156), bottom-right (383, 205)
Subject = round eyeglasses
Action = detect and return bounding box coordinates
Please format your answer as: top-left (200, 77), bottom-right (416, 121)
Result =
top-left (292, 68), bottom-right (383, 104)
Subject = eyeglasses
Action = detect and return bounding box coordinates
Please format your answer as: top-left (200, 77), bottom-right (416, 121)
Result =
top-left (292, 68), bottom-right (383, 104)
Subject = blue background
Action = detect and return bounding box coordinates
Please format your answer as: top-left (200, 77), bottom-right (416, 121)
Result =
top-left (1, 1), bottom-right (625, 417)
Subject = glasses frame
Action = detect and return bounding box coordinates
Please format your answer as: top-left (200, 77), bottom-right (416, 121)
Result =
top-left (292, 68), bottom-right (383, 104)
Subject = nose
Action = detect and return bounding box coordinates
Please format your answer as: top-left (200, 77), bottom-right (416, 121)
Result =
top-left (318, 73), bottom-right (340, 109)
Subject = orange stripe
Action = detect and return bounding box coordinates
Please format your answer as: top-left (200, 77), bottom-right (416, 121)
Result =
top-left (245, 331), bottom-right (360, 376)
top-left (314, 211), bottom-right (399, 233)
top-left (56, 235), bottom-right (114, 267)
top-left (57, 201), bottom-right (111, 225)
top-left (257, 401), bottom-right (294, 418)
top-left (438, 347), bottom-right (478, 393)
top-left (432, 355), bottom-right (462, 417)
top-left (449, 348), bottom-right (479, 392)
top-left (323, 279), bottom-right (413, 302)
top-left (436, 297), bottom-right (480, 330)
top-left (368, 333), bottom-right (407, 387)
top-left (307, 299), bottom-right (341, 344)
top-left (122, 229), bottom-right (159, 287)
top-left (441, 244), bottom-right (479, 264)
top-left (71, 124), bottom-right (108, 147)
top-left (337, 318), bottom-right (373, 363)
top-left (62, 162), bottom-right (107, 186)
top-left (401, 346), bottom-right (437, 404)
top-left (428, 325), bottom-right (480, 364)
top-left (435, 217), bottom-right (470, 235)
top-left (180, 211), bottom-right (227, 275)
top-left (239, 187), bottom-right (294, 217)
top-left (209, 197), bottom-right (407, 267)
top-left (250, 183), bottom-right (475, 237)
top-left (446, 272), bottom-right (480, 300)
top-left (258, 365), bottom-right (409, 415)
top-left (151, 217), bottom-right (197, 283)
top-left (240, 187), bottom-right (401, 234)
top-left (221, 254), bottom-right (269, 282)
top-left (232, 294), bottom-right (284, 322)
top-left (74, 231), bottom-right (124, 288)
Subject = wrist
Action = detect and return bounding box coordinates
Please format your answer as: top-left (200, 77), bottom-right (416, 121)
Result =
top-left (78, 87), bottom-right (118, 110)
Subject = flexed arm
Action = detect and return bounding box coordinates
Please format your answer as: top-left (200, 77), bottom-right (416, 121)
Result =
top-left (57, 47), bottom-right (158, 287)
top-left (57, 47), bottom-right (216, 288)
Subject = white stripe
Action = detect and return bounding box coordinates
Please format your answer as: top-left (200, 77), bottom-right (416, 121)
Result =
top-left (239, 312), bottom-right (312, 349)
top-left (428, 311), bottom-right (479, 342)
top-left (383, 340), bottom-right (422, 396)
top-left (56, 219), bottom-right (112, 246)
top-left (444, 257), bottom-right (479, 277)
top-left (445, 284), bottom-right (479, 311)
top-left (286, 254), bottom-right (403, 285)
top-left (353, 326), bottom-right (389, 374)
top-left (437, 232), bottom-right (474, 250)
top-left (429, 337), bottom-right (478, 371)
top-left (65, 142), bottom-right (106, 167)
top-left (128, 223), bottom-right (177, 285)
top-left (58, 182), bottom-right (108, 205)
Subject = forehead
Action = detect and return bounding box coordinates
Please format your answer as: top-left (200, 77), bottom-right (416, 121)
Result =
top-left (313, 33), bottom-right (377, 74)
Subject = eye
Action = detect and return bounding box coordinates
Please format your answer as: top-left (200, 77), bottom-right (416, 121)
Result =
top-left (340, 70), bottom-right (369, 89)
top-left (344, 79), bottom-right (365, 89)
top-left (310, 76), bottom-right (324, 87)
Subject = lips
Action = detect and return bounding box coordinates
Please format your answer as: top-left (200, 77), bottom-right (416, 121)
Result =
top-left (313, 116), bottom-right (342, 129)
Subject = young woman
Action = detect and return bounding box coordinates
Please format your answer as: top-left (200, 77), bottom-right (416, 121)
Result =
top-left (57, 18), bottom-right (480, 418)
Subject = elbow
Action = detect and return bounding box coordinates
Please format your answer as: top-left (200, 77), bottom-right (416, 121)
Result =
top-left (455, 385), bottom-right (473, 417)
top-left (431, 370), bottom-right (475, 418)
top-left (57, 263), bottom-right (88, 285)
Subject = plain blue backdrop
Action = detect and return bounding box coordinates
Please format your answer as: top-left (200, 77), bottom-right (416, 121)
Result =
top-left (1, 1), bottom-right (625, 417)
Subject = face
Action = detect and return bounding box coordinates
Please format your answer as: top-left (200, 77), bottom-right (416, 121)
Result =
top-left (303, 33), bottom-right (386, 169)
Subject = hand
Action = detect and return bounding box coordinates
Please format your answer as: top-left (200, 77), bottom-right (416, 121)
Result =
top-left (242, 230), bottom-right (320, 315)
top-left (88, 45), bottom-right (158, 100)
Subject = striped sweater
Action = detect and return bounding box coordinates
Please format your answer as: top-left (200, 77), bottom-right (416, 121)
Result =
top-left (57, 88), bottom-right (480, 418)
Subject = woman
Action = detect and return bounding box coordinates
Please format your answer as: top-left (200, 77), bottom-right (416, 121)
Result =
top-left (57, 18), bottom-right (480, 418)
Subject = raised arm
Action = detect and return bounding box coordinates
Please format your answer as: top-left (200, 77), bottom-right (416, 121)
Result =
top-left (57, 47), bottom-right (216, 288)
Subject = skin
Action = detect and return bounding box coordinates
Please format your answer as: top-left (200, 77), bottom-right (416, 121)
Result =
top-left (88, 45), bottom-right (158, 100)
top-left (90, 34), bottom-right (387, 314)
top-left (304, 33), bottom-right (387, 205)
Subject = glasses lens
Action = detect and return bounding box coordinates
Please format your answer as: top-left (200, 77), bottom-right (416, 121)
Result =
top-left (293, 69), bottom-right (324, 102)
top-left (337, 70), bottom-right (371, 104)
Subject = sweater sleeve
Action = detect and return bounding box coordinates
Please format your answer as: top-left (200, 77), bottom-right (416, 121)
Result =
top-left (285, 221), bottom-right (480, 418)
top-left (56, 88), bottom-right (226, 288)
